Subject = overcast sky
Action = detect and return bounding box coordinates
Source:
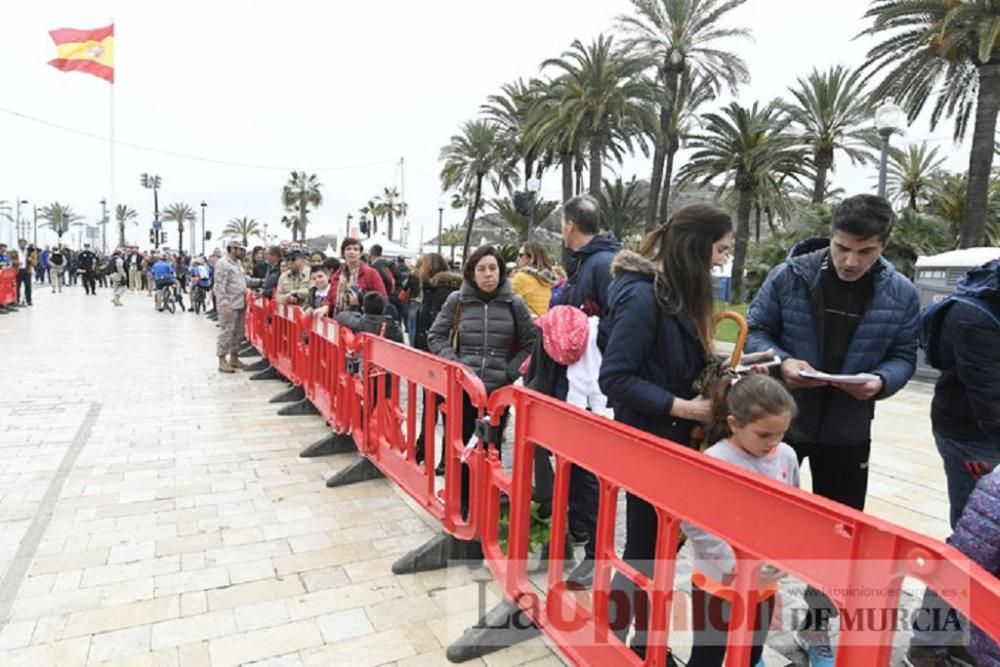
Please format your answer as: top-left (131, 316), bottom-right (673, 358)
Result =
top-left (0, 0), bottom-right (973, 251)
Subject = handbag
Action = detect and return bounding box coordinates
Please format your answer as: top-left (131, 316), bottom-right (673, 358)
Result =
top-left (448, 302), bottom-right (463, 352)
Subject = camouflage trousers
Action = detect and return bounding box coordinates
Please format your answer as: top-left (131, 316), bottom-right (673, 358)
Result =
top-left (217, 307), bottom-right (246, 356)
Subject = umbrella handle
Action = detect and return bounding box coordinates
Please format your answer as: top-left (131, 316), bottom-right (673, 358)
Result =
top-left (714, 310), bottom-right (748, 368)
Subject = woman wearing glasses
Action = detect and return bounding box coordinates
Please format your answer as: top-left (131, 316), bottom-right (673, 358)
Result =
top-left (511, 241), bottom-right (557, 318)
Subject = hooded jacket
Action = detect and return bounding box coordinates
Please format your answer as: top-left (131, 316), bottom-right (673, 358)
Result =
top-left (598, 250), bottom-right (708, 446)
top-left (747, 238), bottom-right (920, 445)
top-left (512, 266), bottom-right (557, 317)
top-left (415, 271), bottom-right (462, 351)
top-left (948, 468), bottom-right (1000, 667)
top-left (931, 260), bottom-right (1000, 445)
top-left (557, 233), bottom-right (622, 316)
top-left (427, 276), bottom-right (536, 393)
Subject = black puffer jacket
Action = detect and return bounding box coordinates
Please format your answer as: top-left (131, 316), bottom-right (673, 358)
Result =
top-left (415, 271), bottom-right (462, 351)
top-left (427, 277), bottom-right (536, 392)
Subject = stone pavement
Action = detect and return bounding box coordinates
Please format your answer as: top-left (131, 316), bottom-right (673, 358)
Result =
top-left (0, 285), bottom-right (953, 666)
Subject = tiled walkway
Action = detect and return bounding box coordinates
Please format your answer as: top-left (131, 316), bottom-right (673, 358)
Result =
top-left (0, 285), bottom-right (952, 666)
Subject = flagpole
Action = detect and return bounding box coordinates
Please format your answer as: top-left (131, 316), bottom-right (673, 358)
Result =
top-left (109, 58), bottom-right (116, 250)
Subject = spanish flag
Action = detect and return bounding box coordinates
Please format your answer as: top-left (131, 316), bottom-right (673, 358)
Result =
top-left (48, 24), bottom-right (114, 83)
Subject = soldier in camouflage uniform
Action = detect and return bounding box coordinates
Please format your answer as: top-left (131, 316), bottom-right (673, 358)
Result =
top-left (212, 239), bottom-right (248, 373)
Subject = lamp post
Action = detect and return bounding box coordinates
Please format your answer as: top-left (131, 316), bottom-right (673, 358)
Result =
top-left (874, 99), bottom-right (904, 199)
top-left (200, 201), bottom-right (207, 255)
top-left (33, 207), bottom-right (38, 247)
top-left (141, 173), bottom-right (163, 248)
top-left (16, 199), bottom-right (28, 242)
top-left (345, 213), bottom-right (352, 240)
top-left (525, 177), bottom-right (541, 241)
top-left (437, 200), bottom-right (444, 255)
top-left (100, 199), bottom-right (108, 253)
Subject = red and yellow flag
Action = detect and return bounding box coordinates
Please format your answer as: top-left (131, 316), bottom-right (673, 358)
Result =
top-left (48, 24), bottom-right (114, 83)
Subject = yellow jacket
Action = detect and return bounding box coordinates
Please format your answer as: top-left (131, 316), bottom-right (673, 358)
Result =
top-left (511, 267), bottom-right (556, 317)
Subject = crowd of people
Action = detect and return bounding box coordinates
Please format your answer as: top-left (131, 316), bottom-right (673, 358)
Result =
top-left (6, 190), bottom-right (996, 667)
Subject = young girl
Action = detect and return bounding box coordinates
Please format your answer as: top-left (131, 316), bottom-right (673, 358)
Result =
top-left (682, 374), bottom-right (800, 667)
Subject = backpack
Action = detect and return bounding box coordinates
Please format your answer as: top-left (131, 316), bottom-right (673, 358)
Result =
top-left (372, 260), bottom-right (395, 295)
top-left (919, 295), bottom-right (1000, 369)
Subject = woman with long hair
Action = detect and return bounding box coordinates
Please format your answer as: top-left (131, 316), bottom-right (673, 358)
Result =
top-left (599, 204), bottom-right (734, 660)
top-left (511, 241), bottom-right (557, 317)
top-left (413, 252), bottom-right (460, 352)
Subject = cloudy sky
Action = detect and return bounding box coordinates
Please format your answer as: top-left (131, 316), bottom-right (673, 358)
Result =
top-left (0, 0), bottom-right (972, 251)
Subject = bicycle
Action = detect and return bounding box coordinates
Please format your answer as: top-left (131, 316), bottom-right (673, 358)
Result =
top-left (157, 283), bottom-right (180, 314)
top-left (191, 284), bottom-right (207, 314)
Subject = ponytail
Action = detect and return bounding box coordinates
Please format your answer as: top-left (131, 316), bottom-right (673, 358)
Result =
top-left (700, 374), bottom-right (798, 450)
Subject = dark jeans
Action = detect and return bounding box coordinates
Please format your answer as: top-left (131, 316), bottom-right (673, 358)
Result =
top-left (791, 440), bottom-right (871, 631)
top-left (82, 270), bottom-right (97, 294)
top-left (911, 432), bottom-right (1000, 649)
top-left (533, 446), bottom-right (599, 560)
top-left (16, 269), bottom-right (31, 304)
top-left (687, 585), bottom-right (775, 667)
top-left (609, 492), bottom-right (660, 655)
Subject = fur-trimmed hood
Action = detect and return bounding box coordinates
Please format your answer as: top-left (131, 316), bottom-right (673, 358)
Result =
top-left (610, 250), bottom-right (657, 279)
top-left (428, 270), bottom-right (463, 289)
top-left (516, 266), bottom-right (558, 286)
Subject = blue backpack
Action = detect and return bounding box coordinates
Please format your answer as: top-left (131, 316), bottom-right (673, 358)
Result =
top-left (920, 295), bottom-right (1000, 369)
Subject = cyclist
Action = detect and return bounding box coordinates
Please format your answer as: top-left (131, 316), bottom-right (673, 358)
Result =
top-left (152, 253), bottom-right (185, 312)
top-left (190, 257), bottom-right (212, 313)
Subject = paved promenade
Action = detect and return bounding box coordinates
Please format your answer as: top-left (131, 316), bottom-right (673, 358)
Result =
top-left (0, 286), bottom-right (952, 666)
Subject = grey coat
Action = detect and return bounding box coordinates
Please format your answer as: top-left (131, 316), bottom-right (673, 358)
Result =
top-left (428, 278), bottom-right (536, 393)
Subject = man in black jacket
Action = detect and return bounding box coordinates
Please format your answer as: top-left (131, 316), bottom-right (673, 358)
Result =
top-left (907, 259), bottom-right (1000, 667)
top-left (78, 244), bottom-right (98, 295)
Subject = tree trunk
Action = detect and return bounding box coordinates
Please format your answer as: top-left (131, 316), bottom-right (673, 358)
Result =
top-left (729, 186), bottom-right (753, 305)
top-left (960, 61), bottom-right (1000, 248)
top-left (299, 198), bottom-right (307, 242)
top-left (574, 154), bottom-right (584, 196)
top-left (462, 173), bottom-right (485, 262)
top-left (658, 136), bottom-right (680, 225)
top-left (561, 154), bottom-right (573, 203)
top-left (178, 220), bottom-right (184, 254)
top-left (388, 211), bottom-right (395, 242)
top-left (812, 146), bottom-right (833, 204)
top-left (754, 203), bottom-right (762, 242)
top-left (645, 125), bottom-right (668, 232)
top-left (909, 192), bottom-right (918, 211)
top-left (588, 140), bottom-right (602, 197)
top-left (765, 207), bottom-right (777, 234)
top-left (119, 222), bottom-right (125, 248)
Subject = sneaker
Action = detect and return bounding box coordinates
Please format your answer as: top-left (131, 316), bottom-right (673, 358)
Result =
top-left (795, 629), bottom-right (835, 667)
top-left (565, 558), bottom-right (594, 591)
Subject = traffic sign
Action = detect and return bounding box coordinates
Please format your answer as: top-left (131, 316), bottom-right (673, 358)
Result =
top-left (153, 220), bottom-right (162, 231)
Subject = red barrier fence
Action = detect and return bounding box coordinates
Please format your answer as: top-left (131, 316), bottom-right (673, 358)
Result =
top-left (241, 306), bottom-right (1000, 666)
top-left (0, 269), bottom-right (15, 306)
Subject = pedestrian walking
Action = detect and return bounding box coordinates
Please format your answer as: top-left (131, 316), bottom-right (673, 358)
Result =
top-left (599, 204), bottom-right (732, 659)
top-left (78, 244), bottom-right (98, 295)
top-left (49, 246), bottom-right (66, 293)
top-left (110, 249), bottom-right (127, 306)
top-left (15, 239), bottom-right (35, 306)
top-left (746, 194), bottom-right (920, 667)
top-left (126, 247), bottom-right (142, 292)
top-left (213, 240), bottom-right (248, 373)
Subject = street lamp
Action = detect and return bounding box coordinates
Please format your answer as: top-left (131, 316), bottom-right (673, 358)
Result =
top-left (16, 199), bottom-right (28, 242)
top-left (875, 99), bottom-right (904, 199)
top-left (525, 177), bottom-right (541, 241)
top-left (437, 198), bottom-right (444, 255)
top-left (100, 199), bottom-right (108, 253)
top-left (345, 213), bottom-right (353, 240)
top-left (140, 173), bottom-right (162, 248)
top-left (200, 201), bottom-right (207, 255)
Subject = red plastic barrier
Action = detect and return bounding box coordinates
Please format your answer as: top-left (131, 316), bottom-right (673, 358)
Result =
top-left (271, 303), bottom-right (303, 385)
top-left (357, 333), bottom-right (489, 539)
top-left (478, 386), bottom-right (1000, 667)
top-left (0, 269), bottom-right (15, 306)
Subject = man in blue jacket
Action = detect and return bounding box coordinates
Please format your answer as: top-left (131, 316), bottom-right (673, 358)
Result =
top-left (747, 195), bottom-right (919, 667)
top-left (527, 194), bottom-right (621, 589)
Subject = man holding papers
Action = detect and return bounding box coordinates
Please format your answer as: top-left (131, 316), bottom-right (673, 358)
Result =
top-left (746, 194), bottom-right (919, 667)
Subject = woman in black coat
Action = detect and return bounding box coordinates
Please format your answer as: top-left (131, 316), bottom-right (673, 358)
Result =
top-left (598, 204), bottom-right (733, 660)
top-left (413, 253), bottom-right (461, 351)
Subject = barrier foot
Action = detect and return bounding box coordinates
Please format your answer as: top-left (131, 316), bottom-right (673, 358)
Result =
top-left (391, 533), bottom-right (483, 575)
top-left (277, 399), bottom-right (319, 417)
top-left (325, 458), bottom-right (384, 488)
top-left (299, 433), bottom-right (356, 458)
top-left (249, 366), bottom-right (282, 381)
top-left (446, 598), bottom-right (540, 663)
top-left (238, 346), bottom-right (260, 358)
top-left (269, 385), bottom-right (305, 403)
top-left (243, 358), bottom-right (270, 372)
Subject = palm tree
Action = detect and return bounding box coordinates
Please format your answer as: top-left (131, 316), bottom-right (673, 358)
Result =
top-left (861, 0), bottom-right (1000, 247)
top-left (375, 187), bottom-right (407, 241)
top-left (599, 177), bottom-right (648, 240)
top-left (38, 202), bottom-right (81, 241)
top-left (523, 81), bottom-right (583, 204)
top-left (281, 171), bottom-right (323, 241)
top-left (439, 224), bottom-right (466, 262)
top-left (678, 101), bottom-right (802, 304)
top-left (885, 208), bottom-right (955, 278)
top-left (784, 65), bottom-right (877, 203)
top-left (223, 216), bottom-right (262, 248)
top-left (489, 196), bottom-right (559, 243)
top-left (887, 143), bottom-right (947, 211)
top-left (927, 171), bottom-right (968, 241)
top-left (618, 0), bottom-right (751, 229)
top-left (539, 35), bottom-right (657, 197)
top-left (162, 202), bottom-right (196, 252)
top-left (360, 201), bottom-right (379, 236)
top-left (483, 78), bottom-right (550, 183)
top-left (440, 119), bottom-right (518, 260)
top-left (115, 204), bottom-right (137, 247)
